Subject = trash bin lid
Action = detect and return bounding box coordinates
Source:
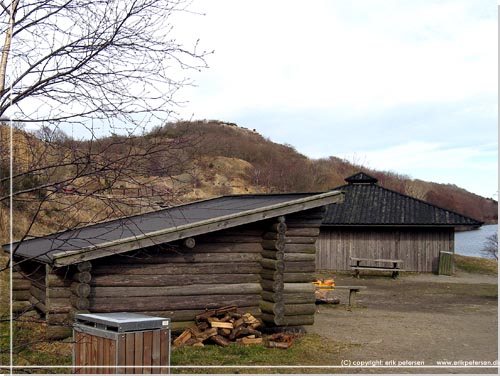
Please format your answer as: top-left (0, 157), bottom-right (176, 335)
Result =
top-left (75, 312), bottom-right (169, 332)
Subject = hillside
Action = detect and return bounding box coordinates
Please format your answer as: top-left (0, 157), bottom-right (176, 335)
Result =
top-left (0, 121), bottom-right (497, 244)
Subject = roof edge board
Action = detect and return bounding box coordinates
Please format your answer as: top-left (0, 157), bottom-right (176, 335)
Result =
top-left (52, 191), bottom-right (344, 266)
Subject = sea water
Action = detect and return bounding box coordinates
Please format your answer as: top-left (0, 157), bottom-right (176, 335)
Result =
top-left (455, 224), bottom-right (498, 259)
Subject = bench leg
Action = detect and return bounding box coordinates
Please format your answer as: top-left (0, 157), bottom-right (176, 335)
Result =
top-left (348, 289), bottom-right (357, 307)
top-left (354, 269), bottom-right (360, 279)
top-left (392, 270), bottom-right (399, 279)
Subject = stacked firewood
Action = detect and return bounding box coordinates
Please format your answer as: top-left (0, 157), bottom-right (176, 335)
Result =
top-left (173, 305), bottom-right (264, 347)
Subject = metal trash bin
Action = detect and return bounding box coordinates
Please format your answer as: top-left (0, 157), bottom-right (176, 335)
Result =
top-left (73, 312), bottom-right (170, 374)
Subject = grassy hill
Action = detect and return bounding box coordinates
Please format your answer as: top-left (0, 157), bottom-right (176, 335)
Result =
top-left (0, 120), bottom-right (497, 244)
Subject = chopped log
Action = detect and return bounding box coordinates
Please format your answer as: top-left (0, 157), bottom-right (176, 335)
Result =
top-left (261, 250), bottom-right (284, 261)
top-left (92, 262), bottom-right (262, 275)
top-left (142, 306), bottom-right (260, 322)
top-left (237, 337), bottom-right (263, 345)
top-left (266, 340), bottom-right (291, 349)
top-left (210, 335), bottom-right (231, 347)
top-left (210, 321), bottom-right (233, 329)
top-left (75, 261), bottom-right (92, 272)
top-left (91, 283), bottom-right (261, 298)
top-left (182, 237), bottom-right (196, 249)
top-left (242, 313), bottom-right (259, 324)
top-left (229, 327), bottom-right (262, 340)
top-left (285, 228), bottom-right (320, 237)
top-left (195, 328), bottom-right (218, 341)
top-left (260, 258), bottom-right (284, 272)
top-left (173, 329), bottom-right (192, 347)
top-left (262, 239), bottom-right (285, 251)
top-left (259, 301), bottom-right (285, 316)
top-left (218, 328), bottom-right (232, 336)
top-left (71, 283), bottom-right (91, 298)
top-left (195, 305), bottom-right (238, 322)
top-left (91, 273), bottom-right (260, 287)
top-left (70, 295), bottom-right (90, 310)
top-left (233, 317), bottom-right (245, 329)
top-left (73, 272), bottom-right (91, 284)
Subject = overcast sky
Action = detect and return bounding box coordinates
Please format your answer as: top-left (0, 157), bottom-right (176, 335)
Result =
top-left (170, 0), bottom-right (498, 199)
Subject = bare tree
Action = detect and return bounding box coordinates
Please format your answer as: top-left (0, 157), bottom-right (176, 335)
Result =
top-left (1, 0), bottom-right (210, 130)
top-left (480, 233), bottom-right (498, 260)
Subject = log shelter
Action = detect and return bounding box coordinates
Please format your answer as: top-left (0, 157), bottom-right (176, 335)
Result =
top-left (317, 173), bottom-right (483, 273)
top-left (5, 191), bottom-right (343, 338)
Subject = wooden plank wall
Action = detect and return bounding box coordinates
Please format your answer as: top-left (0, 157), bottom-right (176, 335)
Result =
top-left (316, 227), bottom-right (454, 273)
top-left (89, 225), bottom-right (265, 327)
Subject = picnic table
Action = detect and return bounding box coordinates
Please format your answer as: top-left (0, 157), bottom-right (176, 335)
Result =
top-left (350, 257), bottom-right (404, 279)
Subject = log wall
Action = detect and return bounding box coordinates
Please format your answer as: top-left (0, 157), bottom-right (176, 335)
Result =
top-left (316, 227), bottom-right (454, 272)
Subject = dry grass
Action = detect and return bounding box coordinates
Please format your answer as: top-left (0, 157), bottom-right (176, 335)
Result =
top-left (454, 254), bottom-right (498, 275)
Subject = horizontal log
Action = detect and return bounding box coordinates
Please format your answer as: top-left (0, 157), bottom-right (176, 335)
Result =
top-left (261, 313), bottom-right (314, 326)
top-left (12, 301), bottom-right (32, 313)
top-left (260, 279), bottom-right (283, 293)
top-left (46, 272), bottom-right (72, 287)
top-left (196, 235), bottom-right (263, 243)
top-left (75, 261), bottom-right (92, 272)
top-left (12, 279), bottom-right (31, 291)
top-left (260, 270), bottom-right (284, 284)
top-left (70, 295), bottom-right (90, 310)
top-left (105, 252), bottom-right (262, 264)
top-left (29, 295), bottom-right (47, 313)
top-left (261, 250), bottom-right (284, 261)
top-left (259, 301), bottom-right (285, 316)
top-left (143, 306), bottom-right (261, 322)
top-left (262, 232), bottom-right (285, 241)
top-left (284, 244), bottom-right (316, 254)
top-left (285, 228), bottom-right (320, 237)
top-left (282, 304), bottom-right (316, 316)
top-left (283, 272), bottom-right (315, 283)
top-left (45, 326), bottom-right (72, 340)
top-left (269, 222), bottom-right (287, 234)
top-left (47, 287), bottom-right (72, 299)
top-left (47, 313), bottom-right (72, 325)
top-left (71, 283), bottom-right (91, 298)
top-left (91, 273), bottom-right (260, 287)
top-left (262, 239), bottom-right (285, 251)
top-left (73, 272), bottom-right (91, 284)
top-left (91, 283), bottom-right (261, 298)
top-left (285, 220), bottom-right (322, 228)
top-left (92, 262), bottom-right (261, 275)
top-left (260, 259), bottom-right (284, 272)
top-left (283, 261), bottom-right (316, 273)
top-left (89, 294), bottom-right (261, 312)
top-left (178, 242), bottom-right (262, 254)
top-left (284, 253), bottom-right (316, 262)
top-left (46, 298), bottom-right (73, 313)
top-left (261, 291), bottom-right (315, 304)
top-left (284, 236), bottom-right (317, 244)
top-left (283, 283), bottom-right (315, 294)
top-left (30, 285), bottom-right (46, 304)
top-left (13, 290), bottom-right (30, 300)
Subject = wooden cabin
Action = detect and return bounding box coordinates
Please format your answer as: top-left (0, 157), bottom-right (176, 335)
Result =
top-left (7, 191), bottom-right (343, 338)
top-left (316, 172), bottom-right (483, 273)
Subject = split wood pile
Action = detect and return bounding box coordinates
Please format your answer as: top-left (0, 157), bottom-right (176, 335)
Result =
top-left (173, 306), bottom-right (264, 347)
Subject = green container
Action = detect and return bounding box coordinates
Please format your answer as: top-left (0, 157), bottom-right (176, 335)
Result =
top-left (438, 251), bottom-right (454, 275)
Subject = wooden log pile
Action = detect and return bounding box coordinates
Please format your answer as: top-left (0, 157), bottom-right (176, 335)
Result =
top-left (172, 306), bottom-right (264, 347)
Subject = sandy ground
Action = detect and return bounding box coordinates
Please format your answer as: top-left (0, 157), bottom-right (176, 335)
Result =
top-left (309, 271), bottom-right (498, 374)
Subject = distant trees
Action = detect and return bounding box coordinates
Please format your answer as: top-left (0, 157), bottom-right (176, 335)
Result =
top-left (480, 233), bottom-right (498, 260)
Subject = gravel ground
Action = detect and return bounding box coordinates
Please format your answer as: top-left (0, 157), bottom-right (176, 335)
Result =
top-left (309, 271), bottom-right (498, 374)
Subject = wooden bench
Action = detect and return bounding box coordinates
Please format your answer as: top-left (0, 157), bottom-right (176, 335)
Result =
top-left (350, 257), bottom-right (404, 279)
top-left (333, 286), bottom-right (367, 307)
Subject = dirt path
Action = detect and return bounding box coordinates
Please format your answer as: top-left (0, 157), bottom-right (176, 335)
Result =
top-left (309, 272), bottom-right (498, 374)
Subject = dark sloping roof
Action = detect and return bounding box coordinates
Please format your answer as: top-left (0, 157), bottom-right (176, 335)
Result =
top-left (5, 191), bottom-right (343, 266)
top-left (323, 173), bottom-right (482, 227)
